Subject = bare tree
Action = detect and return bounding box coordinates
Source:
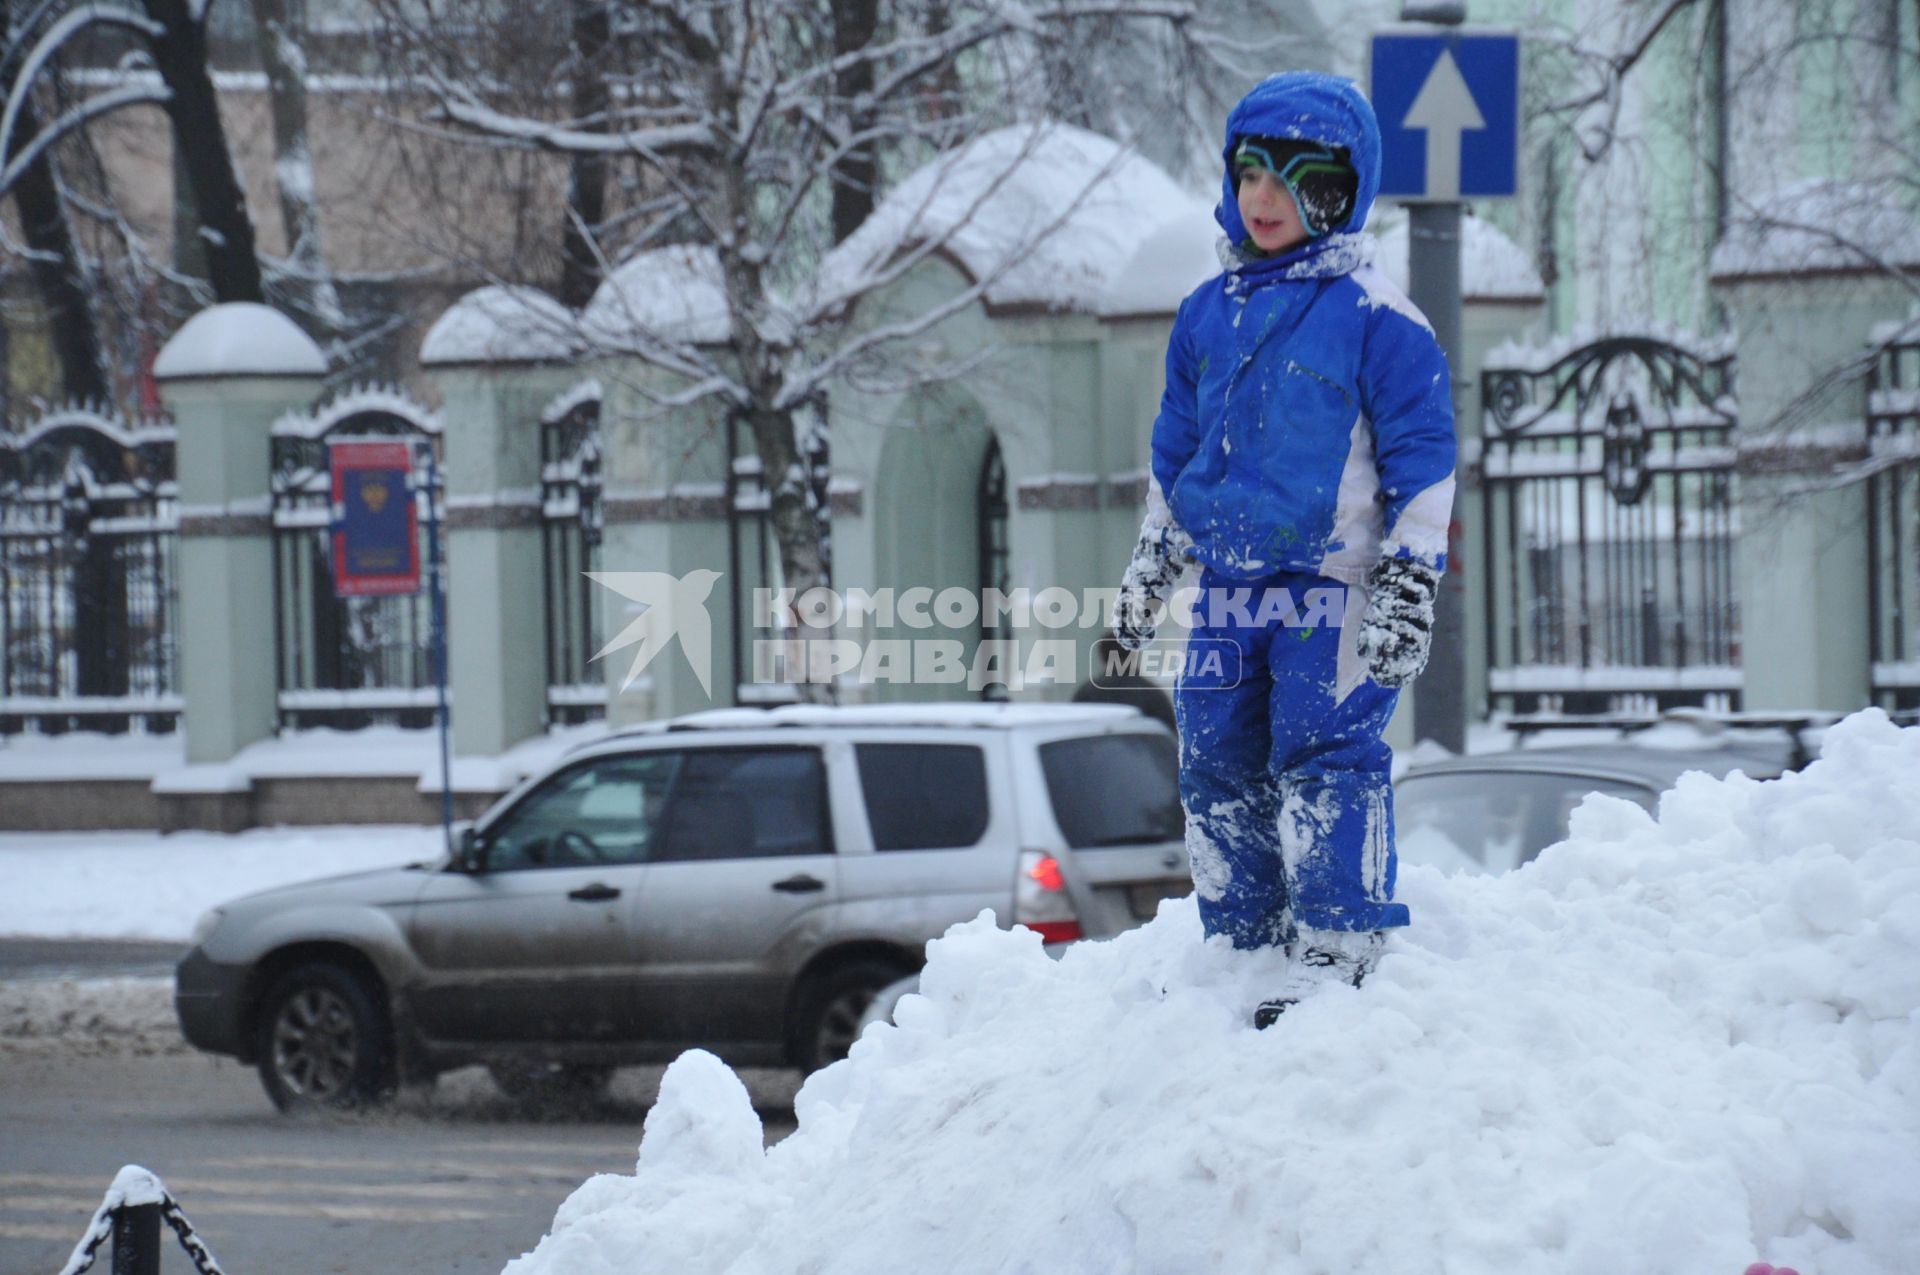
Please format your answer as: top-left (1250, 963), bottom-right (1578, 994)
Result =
top-left (385, 1), bottom-right (1231, 680)
top-left (249, 0), bottom-right (344, 331)
top-left (0, 0), bottom-right (110, 405)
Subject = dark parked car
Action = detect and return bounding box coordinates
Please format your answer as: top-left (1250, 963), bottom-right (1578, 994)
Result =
top-left (1393, 730), bottom-right (1799, 875)
top-left (175, 704), bottom-right (1189, 1112)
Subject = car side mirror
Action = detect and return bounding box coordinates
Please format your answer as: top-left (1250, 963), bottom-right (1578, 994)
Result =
top-left (455, 827), bottom-right (487, 874)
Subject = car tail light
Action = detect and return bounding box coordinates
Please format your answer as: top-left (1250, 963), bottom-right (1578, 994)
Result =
top-left (1014, 850), bottom-right (1082, 944)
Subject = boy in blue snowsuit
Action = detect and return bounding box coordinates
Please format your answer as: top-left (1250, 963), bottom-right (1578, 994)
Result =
top-left (1115, 73), bottom-right (1455, 1026)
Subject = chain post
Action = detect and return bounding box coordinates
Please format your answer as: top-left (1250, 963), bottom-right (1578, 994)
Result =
top-left (109, 1202), bottom-right (159, 1275)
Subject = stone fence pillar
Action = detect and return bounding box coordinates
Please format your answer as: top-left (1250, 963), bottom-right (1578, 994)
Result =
top-left (155, 303), bottom-right (326, 765)
top-left (422, 287), bottom-right (580, 755)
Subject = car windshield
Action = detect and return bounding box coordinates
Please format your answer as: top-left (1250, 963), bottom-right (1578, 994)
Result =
top-left (1394, 770), bottom-right (1657, 874)
top-left (1038, 733), bottom-right (1183, 848)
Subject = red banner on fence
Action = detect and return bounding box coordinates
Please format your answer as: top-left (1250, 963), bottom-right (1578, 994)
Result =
top-left (329, 441), bottom-right (420, 597)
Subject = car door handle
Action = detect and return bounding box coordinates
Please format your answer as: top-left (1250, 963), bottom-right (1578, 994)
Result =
top-left (772, 874), bottom-right (826, 894)
top-left (567, 883), bottom-right (621, 902)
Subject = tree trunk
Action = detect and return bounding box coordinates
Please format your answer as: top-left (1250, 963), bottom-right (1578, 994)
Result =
top-left (558, 0), bottom-right (611, 309)
top-left (142, 0), bottom-right (264, 304)
top-left (830, 0), bottom-right (879, 245)
top-left (249, 0), bottom-right (344, 331)
top-left (0, 0), bottom-right (111, 407)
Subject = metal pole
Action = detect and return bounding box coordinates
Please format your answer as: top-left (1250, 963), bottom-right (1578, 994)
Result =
top-left (423, 444), bottom-right (452, 852)
top-left (110, 1202), bottom-right (160, 1275)
top-left (1403, 0), bottom-right (1470, 754)
top-left (1407, 201), bottom-right (1468, 753)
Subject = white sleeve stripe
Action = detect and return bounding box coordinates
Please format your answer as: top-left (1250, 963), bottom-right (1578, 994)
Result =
top-left (1380, 474), bottom-right (1455, 562)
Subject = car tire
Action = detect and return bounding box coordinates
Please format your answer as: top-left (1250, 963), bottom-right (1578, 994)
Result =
top-left (790, 959), bottom-right (907, 1074)
top-left (486, 1062), bottom-right (616, 1109)
top-left (253, 962), bottom-right (393, 1114)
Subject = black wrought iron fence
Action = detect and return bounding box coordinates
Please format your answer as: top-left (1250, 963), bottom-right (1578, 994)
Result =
top-left (270, 388), bottom-right (440, 731)
top-left (541, 381), bottom-right (605, 723)
top-left (1868, 325), bottom-right (1920, 711)
top-left (0, 409), bottom-right (178, 735)
top-left (1481, 332), bottom-right (1742, 715)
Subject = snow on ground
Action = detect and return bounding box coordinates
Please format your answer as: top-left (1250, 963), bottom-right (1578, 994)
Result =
top-left (504, 709), bottom-right (1920, 1275)
top-left (0, 826), bottom-right (443, 941)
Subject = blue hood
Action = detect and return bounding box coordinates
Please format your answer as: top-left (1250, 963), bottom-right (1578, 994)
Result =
top-left (1214, 73), bottom-right (1382, 253)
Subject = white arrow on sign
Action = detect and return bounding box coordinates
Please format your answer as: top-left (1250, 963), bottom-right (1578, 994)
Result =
top-left (1402, 47), bottom-right (1485, 200)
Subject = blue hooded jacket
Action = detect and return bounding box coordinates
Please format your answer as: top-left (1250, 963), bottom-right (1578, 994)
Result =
top-left (1150, 73), bottom-right (1457, 582)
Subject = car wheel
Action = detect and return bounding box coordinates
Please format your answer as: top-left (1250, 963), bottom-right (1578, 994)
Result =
top-left (486, 1062), bottom-right (616, 1109)
top-left (791, 959), bottom-right (906, 1074)
top-left (254, 963), bottom-right (393, 1114)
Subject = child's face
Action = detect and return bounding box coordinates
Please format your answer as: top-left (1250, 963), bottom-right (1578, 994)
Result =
top-left (1236, 166), bottom-right (1308, 255)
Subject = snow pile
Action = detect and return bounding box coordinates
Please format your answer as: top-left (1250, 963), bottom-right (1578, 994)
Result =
top-left (818, 122), bottom-right (1202, 315)
top-left (0, 826), bottom-right (442, 940)
top-left (506, 709), bottom-right (1920, 1275)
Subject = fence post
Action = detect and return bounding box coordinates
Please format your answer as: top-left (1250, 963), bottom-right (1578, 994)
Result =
top-left (422, 287), bottom-right (577, 756)
top-left (155, 303), bottom-right (327, 766)
top-left (109, 1201), bottom-right (159, 1275)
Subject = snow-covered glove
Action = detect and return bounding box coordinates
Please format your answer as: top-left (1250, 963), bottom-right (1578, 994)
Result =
top-left (1114, 522), bottom-right (1194, 652)
top-left (1356, 557), bottom-right (1441, 688)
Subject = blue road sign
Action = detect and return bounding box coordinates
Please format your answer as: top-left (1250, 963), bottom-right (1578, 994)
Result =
top-left (1370, 30), bottom-right (1519, 201)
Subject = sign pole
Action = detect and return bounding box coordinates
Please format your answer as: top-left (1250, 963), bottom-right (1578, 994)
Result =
top-left (422, 443), bottom-right (453, 852)
top-left (1373, 5), bottom-right (1517, 755)
top-left (1408, 198), bottom-right (1467, 755)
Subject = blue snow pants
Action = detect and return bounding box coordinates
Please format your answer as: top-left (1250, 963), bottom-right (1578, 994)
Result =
top-left (1174, 567), bottom-right (1411, 949)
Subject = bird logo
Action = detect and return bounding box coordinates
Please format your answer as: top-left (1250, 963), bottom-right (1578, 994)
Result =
top-left (586, 569), bottom-right (724, 698)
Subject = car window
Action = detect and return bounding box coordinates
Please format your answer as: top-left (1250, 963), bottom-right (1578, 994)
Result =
top-left (1394, 771), bottom-right (1656, 874)
top-left (1038, 733), bottom-right (1183, 849)
top-left (652, 748), bottom-right (832, 862)
top-left (483, 753), bottom-right (680, 871)
top-left (854, 743), bottom-right (989, 851)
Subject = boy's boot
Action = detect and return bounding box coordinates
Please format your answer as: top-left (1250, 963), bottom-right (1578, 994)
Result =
top-left (1253, 929), bottom-right (1385, 1029)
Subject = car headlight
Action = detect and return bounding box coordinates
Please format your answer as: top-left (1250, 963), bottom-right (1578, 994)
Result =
top-left (188, 907), bottom-right (225, 947)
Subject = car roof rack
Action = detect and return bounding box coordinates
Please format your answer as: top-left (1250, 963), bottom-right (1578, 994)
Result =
top-left (588, 701), bottom-right (1144, 744)
top-left (1500, 708), bottom-right (1844, 770)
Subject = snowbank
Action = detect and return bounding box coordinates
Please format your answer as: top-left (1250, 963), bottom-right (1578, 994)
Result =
top-left (506, 709), bottom-right (1920, 1275)
top-left (0, 826), bottom-right (442, 940)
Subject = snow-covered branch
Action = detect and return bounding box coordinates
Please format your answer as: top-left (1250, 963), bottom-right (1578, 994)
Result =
top-left (0, 83), bottom-right (171, 199)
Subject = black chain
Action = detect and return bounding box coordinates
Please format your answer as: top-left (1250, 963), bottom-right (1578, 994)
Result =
top-left (162, 1196), bottom-right (228, 1275)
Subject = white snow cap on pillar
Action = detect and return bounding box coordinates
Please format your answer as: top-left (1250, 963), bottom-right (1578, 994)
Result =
top-left (153, 303), bottom-right (327, 380)
top-left (422, 285), bottom-right (581, 365)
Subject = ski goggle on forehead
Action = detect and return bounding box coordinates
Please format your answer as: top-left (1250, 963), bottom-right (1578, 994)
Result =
top-left (1234, 137), bottom-right (1358, 238)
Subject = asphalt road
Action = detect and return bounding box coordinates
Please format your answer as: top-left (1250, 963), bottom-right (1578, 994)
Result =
top-left (0, 940), bottom-right (801, 1275)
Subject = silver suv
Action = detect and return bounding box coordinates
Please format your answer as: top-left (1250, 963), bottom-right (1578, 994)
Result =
top-left (175, 704), bottom-right (1189, 1111)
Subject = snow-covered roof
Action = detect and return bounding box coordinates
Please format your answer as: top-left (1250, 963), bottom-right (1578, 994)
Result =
top-left (420, 285), bottom-right (580, 366)
top-left (583, 244), bottom-right (732, 349)
top-left (818, 122), bottom-right (1206, 315)
top-left (153, 303), bottom-right (326, 380)
top-left (1369, 213), bottom-right (1545, 301)
top-left (1711, 178), bottom-right (1920, 280)
top-left (1096, 200), bottom-right (1221, 317)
